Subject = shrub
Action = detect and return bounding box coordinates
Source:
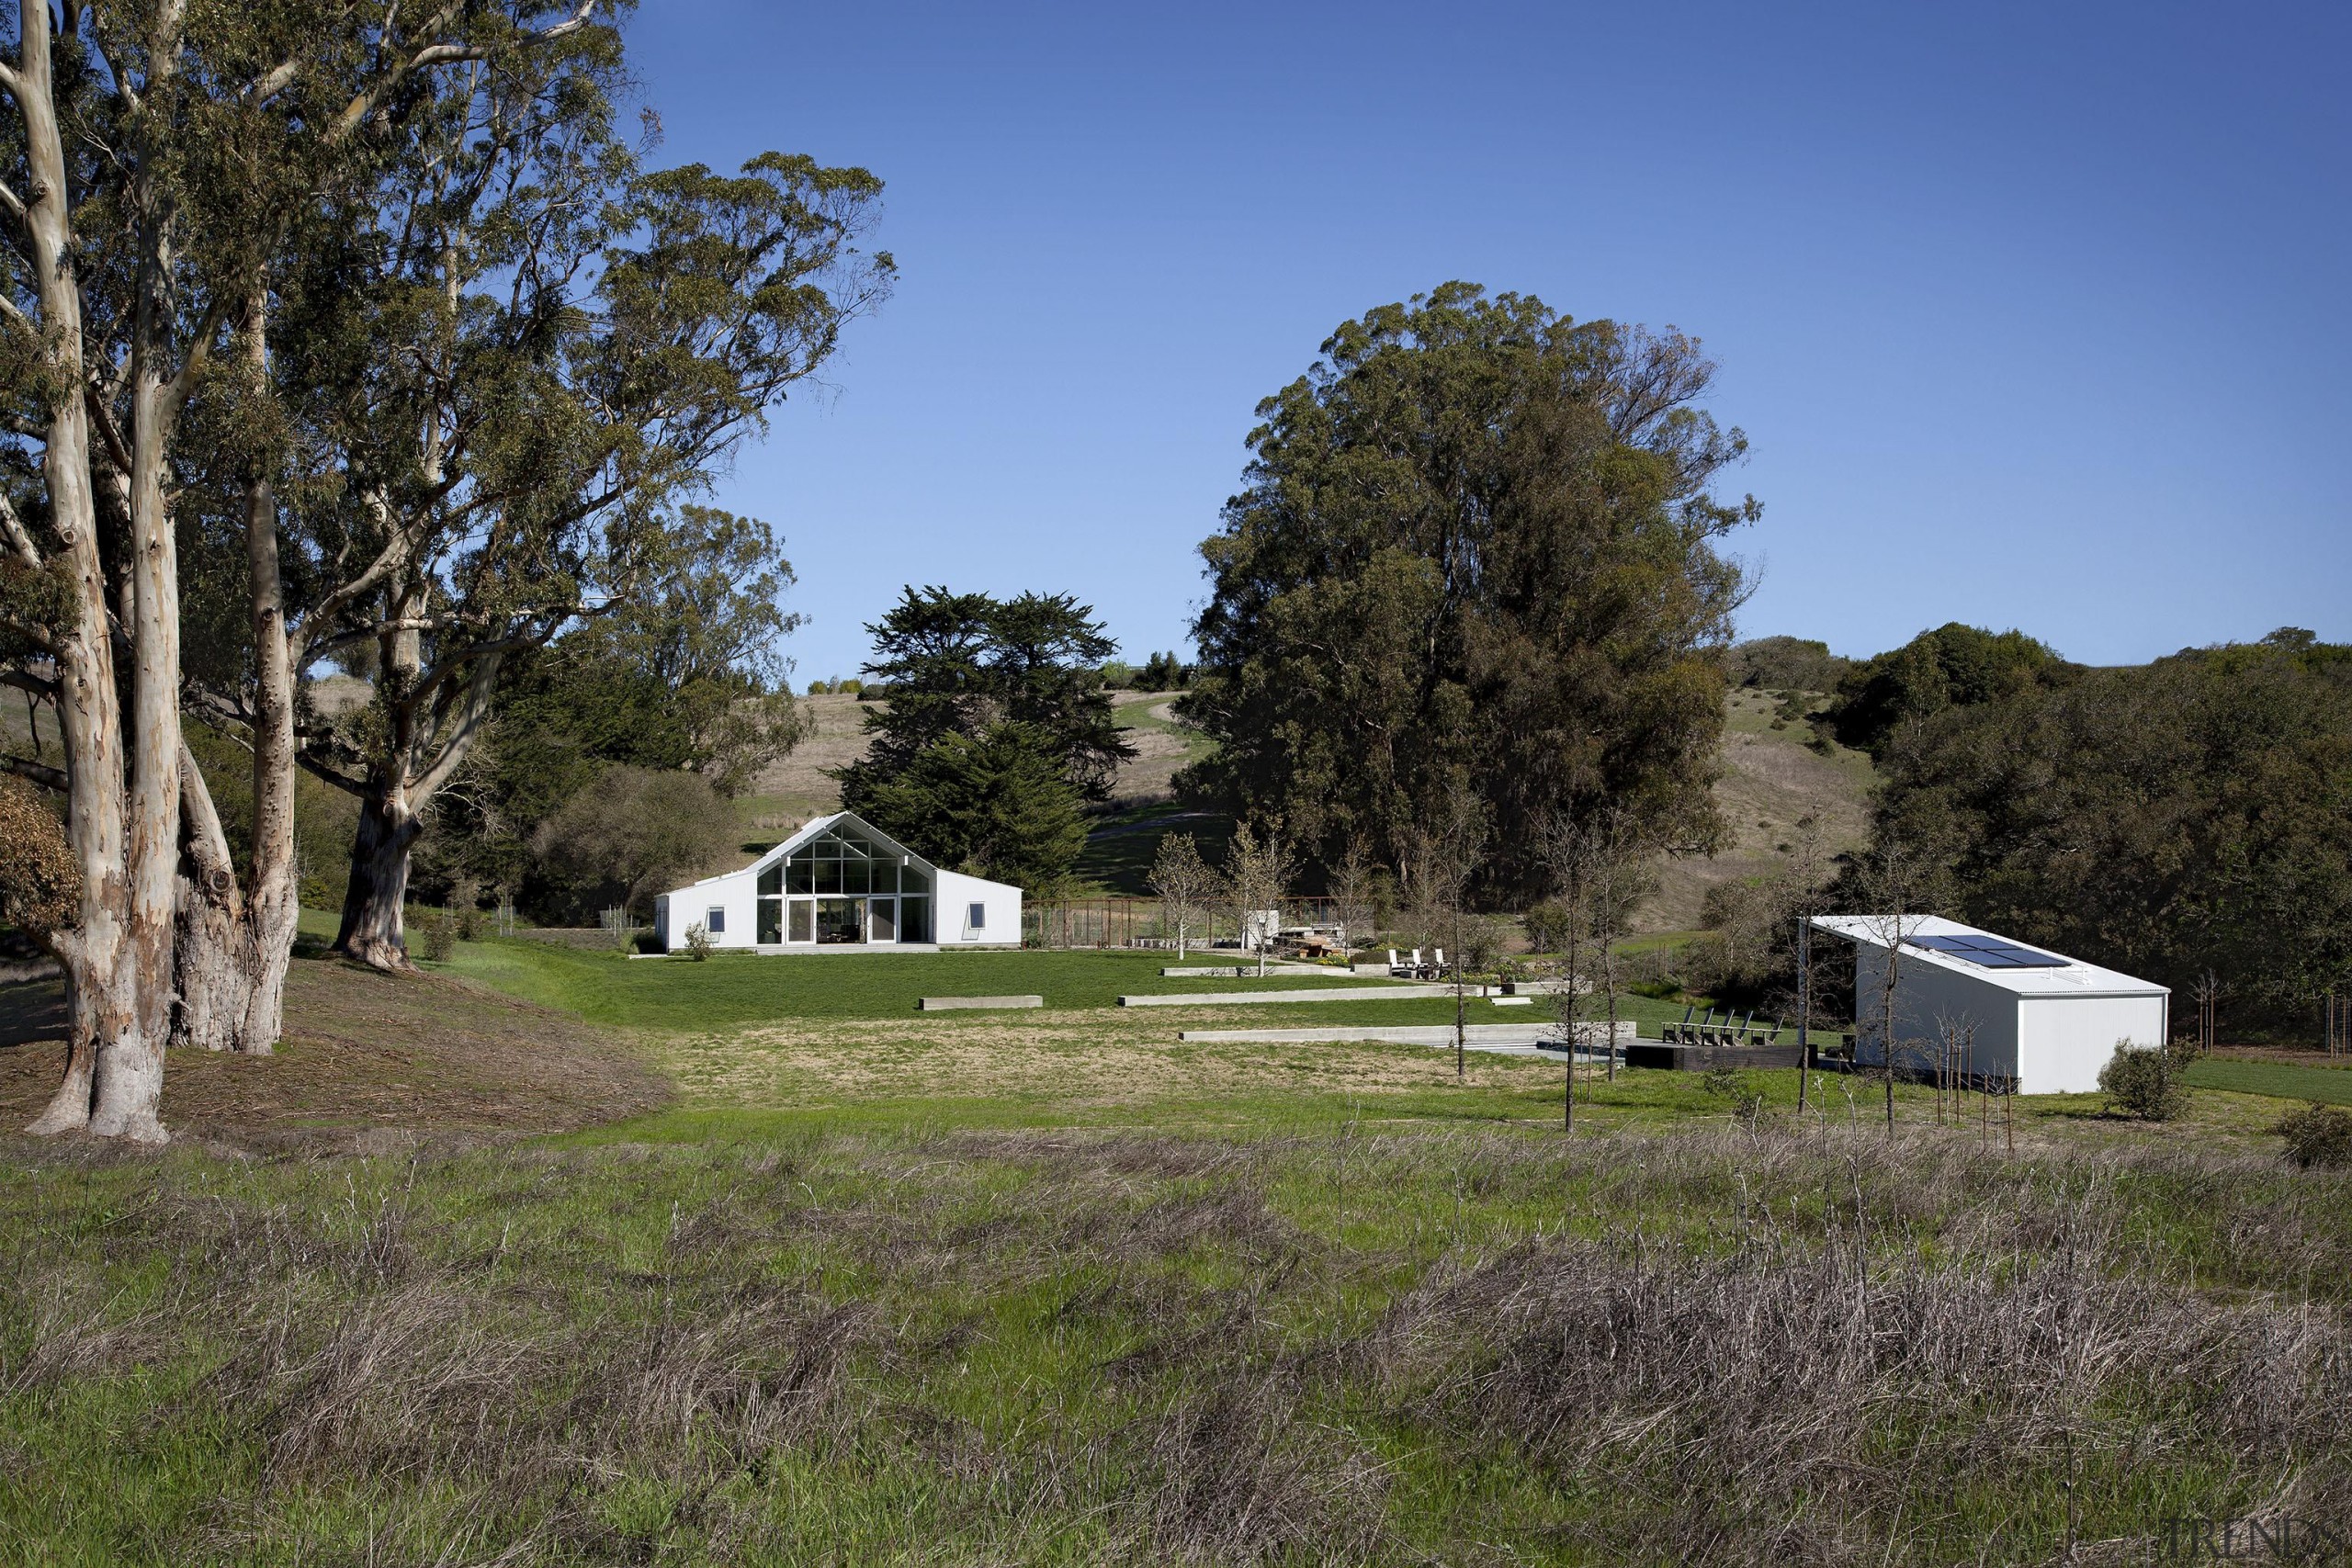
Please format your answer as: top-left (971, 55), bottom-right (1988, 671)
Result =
top-left (1458, 914), bottom-right (1510, 975)
top-left (2275, 1103), bottom-right (2352, 1169)
top-left (415, 908), bottom-right (456, 963)
top-left (0, 774), bottom-right (77, 937)
top-left (534, 766), bottom-right (742, 925)
top-left (684, 921), bottom-right (712, 961)
top-left (1521, 900), bottom-right (1570, 955)
top-left (2097, 1041), bottom-right (2184, 1121)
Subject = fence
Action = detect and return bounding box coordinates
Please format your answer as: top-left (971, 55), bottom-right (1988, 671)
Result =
top-left (1022, 897), bottom-right (1342, 951)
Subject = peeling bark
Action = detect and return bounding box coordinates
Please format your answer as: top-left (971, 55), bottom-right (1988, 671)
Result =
top-left (171, 304), bottom-right (303, 1053)
top-left (14, 1), bottom-right (167, 1143)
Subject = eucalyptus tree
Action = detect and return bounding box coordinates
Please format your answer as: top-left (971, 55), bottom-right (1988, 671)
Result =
top-left (164, 2), bottom-right (622, 1051)
top-left (1180, 282), bottom-right (1757, 897)
top-left (0, 0), bottom-right (581, 1134)
top-left (237, 40), bottom-right (889, 971)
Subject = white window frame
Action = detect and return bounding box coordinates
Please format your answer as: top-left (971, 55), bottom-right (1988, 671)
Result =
top-left (707, 906), bottom-right (726, 935)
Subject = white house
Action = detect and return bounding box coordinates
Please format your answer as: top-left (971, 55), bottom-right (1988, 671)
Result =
top-left (652, 811), bottom-right (1022, 953)
top-left (1809, 914), bottom-right (2169, 1096)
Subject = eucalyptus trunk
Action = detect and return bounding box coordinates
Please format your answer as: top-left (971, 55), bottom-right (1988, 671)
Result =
top-left (15, 1), bottom-right (184, 1142)
top-left (172, 321), bottom-right (304, 1053)
top-left (334, 790), bottom-right (425, 970)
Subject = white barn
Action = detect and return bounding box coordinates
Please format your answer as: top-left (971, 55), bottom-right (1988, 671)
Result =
top-left (1809, 915), bottom-right (2169, 1095)
top-left (652, 811), bottom-right (1022, 953)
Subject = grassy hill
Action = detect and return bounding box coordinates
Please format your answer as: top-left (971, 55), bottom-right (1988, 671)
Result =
top-left (1635, 685), bottom-right (1879, 931)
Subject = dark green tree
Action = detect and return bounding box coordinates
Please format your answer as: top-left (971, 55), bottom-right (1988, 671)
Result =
top-left (853, 723), bottom-right (1089, 891)
top-left (845, 586), bottom-right (1133, 798)
top-left (1727, 636), bottom-right (1850, 693)
top-left (839, 587), bottom-right (1132, 886)
top-left (1820, 623), bottom-right (2072, 754)
top-left (1861, 628), bottom-right (2352, 1031)
top-left (1179, 283), bottom-right (1757, 896)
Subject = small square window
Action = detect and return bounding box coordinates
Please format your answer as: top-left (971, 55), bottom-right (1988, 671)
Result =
top-left (707, 907), bottom-right (726, 935)
top-left (967, 902), bottom-right (986, 931)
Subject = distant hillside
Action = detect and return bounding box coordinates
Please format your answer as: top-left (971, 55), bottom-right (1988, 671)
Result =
top-left (624, 682), bottom-right (1877, 912)
top-left (1635, 686), bottom-right (1878, 932)
top-left (740, 689), bottom-right (1210, 852)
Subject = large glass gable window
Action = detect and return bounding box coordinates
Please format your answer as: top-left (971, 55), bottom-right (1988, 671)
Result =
top-left (761, 824), bottom-right (931, 943)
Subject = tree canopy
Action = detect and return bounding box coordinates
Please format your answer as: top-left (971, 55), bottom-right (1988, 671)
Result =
top-left (1819, 622), bottom-right (2071, 755)
top-left (1866, 628), bottom-right (2352, 1029)
top-left (221, 33), bottom-right (887, 966)
top-left (1177, 283), bottom-right (1758, 896)
top-left (839, 586), bottom-right (1132, 888)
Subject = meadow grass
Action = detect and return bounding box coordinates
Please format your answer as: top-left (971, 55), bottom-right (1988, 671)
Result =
top-left (2185, 1054), bottom-right (2352, 1106)
top-left (5, 942), bottom-right (2347, 1563)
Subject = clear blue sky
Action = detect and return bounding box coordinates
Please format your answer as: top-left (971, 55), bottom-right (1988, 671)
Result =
top-left (624, 0), bottom-right (2350, 681)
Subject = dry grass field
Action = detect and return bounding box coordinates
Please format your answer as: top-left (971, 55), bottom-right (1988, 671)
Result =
top-left (1636, 686), bottom-right (1878, 931)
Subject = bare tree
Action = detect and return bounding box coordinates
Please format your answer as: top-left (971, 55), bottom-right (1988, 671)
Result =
top-left (1328, 837), bottom-right (1382, 957)
top-left (1545, 809), bottom-right (1652, 1115)
top-left (1224, 818), bottom-right (1295, 977)
top-left (1853, 832), bottom-right (1935, 1134)
top-left (1400, 789), bottom-right (1487, 1078)
top-left (1148, 831), bottom-right (1217, 961)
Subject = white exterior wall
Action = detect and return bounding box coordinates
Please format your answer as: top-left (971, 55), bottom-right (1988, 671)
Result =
top-left (652, 811), bottom-right (1024, 952)
top-left (1849, 941), bottom-right (2169, 1094)
top-left (662, 868), bottom-right (760, 950)
top-left (2017, 994), bottom-right (2168, 1095)
top-left (1852, 945), bottom-right (2021, 1080)
top-left (936, 870), bottom-right (1022, 945)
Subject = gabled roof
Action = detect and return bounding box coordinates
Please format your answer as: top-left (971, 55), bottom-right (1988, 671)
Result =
top-left (749, 810), bottom-right (931, 873)
top-left (1809, 914), bottom-right (2167, 998)
top-left (662, 810), bottom-right (937, 895)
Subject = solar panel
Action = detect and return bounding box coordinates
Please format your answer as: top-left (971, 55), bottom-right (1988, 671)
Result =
top-left (1905, 933), bottom-right (2067, 969)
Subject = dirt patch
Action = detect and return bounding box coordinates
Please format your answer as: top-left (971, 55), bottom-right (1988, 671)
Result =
top-left (0, 957), bottom-right (667, 1145)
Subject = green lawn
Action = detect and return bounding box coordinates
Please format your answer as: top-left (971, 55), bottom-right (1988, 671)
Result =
top-left (2187, 1054), bottom-right (2352, 1105)
top-left (438, 939), bottom-right (1765, 1043)
top-left (440, 942), bottom-right (1439, 1027)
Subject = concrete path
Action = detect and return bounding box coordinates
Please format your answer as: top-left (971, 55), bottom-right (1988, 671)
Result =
top-left (1122, 981), bottom-right (1583, 1007)
top-left (1121, 985), bottom-right (1459, 1007)
top-left (1176, 1021), bottom-right (1636, 1053)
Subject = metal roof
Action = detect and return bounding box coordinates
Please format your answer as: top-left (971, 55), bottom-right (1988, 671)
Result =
top-left (1808, 914), bottom-right (2168, 998)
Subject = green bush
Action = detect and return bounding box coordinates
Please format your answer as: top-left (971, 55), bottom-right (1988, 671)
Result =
top-left (1521, 900), bottom-right (1570, 955)
top-left (684, 921), bottom-right (712, 961)
top-left (2097, 1041), bottom-right (2184, 1121)
top-left (2275, 1103), bottom-right (2352, 1169)
top-left (415, 908), bottom-right (456, 963)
